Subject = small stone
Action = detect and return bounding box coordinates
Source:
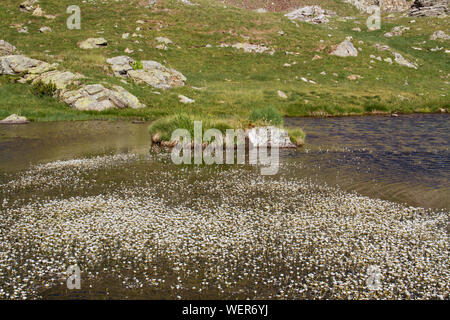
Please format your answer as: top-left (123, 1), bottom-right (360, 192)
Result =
top-left (0, 114), bottom-right (29, 124)
top-left (347, 74), bottom-right (363, 81)
top-left (178, 95), bottom-right (195, 104)
top-left (155, 37), bottom-right (172, 45)
top-left (39, 26), bottom-right (52, 33)
top-left (152, 133), bottom-right (161, 144)
top-left (78, 38), bottom-right (108, 49)
top-left (277, 90), bottom-right (288, 99)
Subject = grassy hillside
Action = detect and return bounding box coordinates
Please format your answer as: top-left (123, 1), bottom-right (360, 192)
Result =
top-left (0, 0), bottom-right (448, 123)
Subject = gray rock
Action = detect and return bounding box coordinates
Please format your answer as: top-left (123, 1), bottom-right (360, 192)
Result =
top-left (247, 127), bottom-right (296, 148)
top-left (231, 43), bottom-right (275, 55)
top-left (393, 52), bottom-right (418, 69)
top-left (106, 56), bottom-right (135, 76)
top-left (430, 30), bottom-right (450, 40)
top-left (19, 0), bottom-right (38, 12)
top-left (330, 39), bottom-right (358, 57)
top-left (61, 84), bottom-right (145, 111)
top-left (128, 60), bottom-right (186, 89)
top-left (285, 6), bottom-right (336, 24)
top-left (39, 26), bottom-right (52, 33)
top-left (0, 114), bottom-right (29, 124)
top-left (0, 40), bottom-right (17, 56)
top-left (384, 26), bottom-right (409, 37)
top-left (343, 0), bottom-right (411, 13)
top-left (277, 90), bottom-right (288, 99)
top-left (155, 37), bottom-right (173, 45)
top-left (78, 38), bottom-right (108, 49)
top-left (0, 55), bottom-right (45, 75)
top-left (178, 95), bottom-right (194, 104)
top-left (410, 0), bottom-right (448, 16)
top-left (31, 70), bottom-right (83, 89)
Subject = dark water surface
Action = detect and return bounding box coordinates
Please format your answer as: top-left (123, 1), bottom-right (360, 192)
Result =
top-left (284, 114), bottom-right (450, 209)
top-left (0, 114), bottom-right (449, 209)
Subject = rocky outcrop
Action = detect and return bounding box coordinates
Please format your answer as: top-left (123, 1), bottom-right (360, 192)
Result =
top-left (0, 114), bottom-right (29, 124)
top-left (0, 55), bottom-right (49, 75)
top-left (0, 40), bottom-right (17, 56)
top-left (247, 127), bottom-right (296, 148)
top-left (430, 30), bottom-right (450, 40)
top-left (410, 0), bottom-right (448, 16)
top-left (107, 56), bottom-right (186, 89)
top-left (343, 0), bottom-right (412, 12)
top-left (285, 6), bottom-right (336, 24)
top-left (384, 26), bottom-right (410, 37)
top-left (78, 38), bottom-right (108, 49)
top-left (19, 0), bottom-right (39, 12)
top-left (231, 43), bottom-right (275, 55)
top-left (61, 84), bottom-right (145, 111)
top-left (373, 43), bottom-right (419, 68)
top-left (19, 0), bottom-right (55, 19)
top-left (330, 38), bottom-right (358, 57)
top-left (0, 41), bottom-right (146, 112)
top-left (393, 52), bottom-right (418, 68)
top-left (29, 70), bottom-right (83, 89)
top-left (106, 56), bottom-right (134, 77)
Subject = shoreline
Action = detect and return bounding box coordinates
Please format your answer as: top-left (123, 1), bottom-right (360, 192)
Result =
top-left (1, 108), bottom-right (448, 124)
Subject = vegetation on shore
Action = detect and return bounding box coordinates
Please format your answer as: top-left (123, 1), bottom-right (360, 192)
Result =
top-left (0, 0), bottom-right (448, 126)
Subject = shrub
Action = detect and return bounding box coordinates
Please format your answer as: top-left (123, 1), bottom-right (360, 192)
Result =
top-left (287, 128), bottom-right (306, 144)
top-left (250, 106), bottom-right (283, 126)
top-left (31, 80), bottom-right (57, 97)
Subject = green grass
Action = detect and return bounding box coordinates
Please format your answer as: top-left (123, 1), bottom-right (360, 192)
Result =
top-left (287, 127), bottom-right (306, 145)
top-left (148, 113), bottom-right (236, 141)
top-left (0, 0), bottom-right (448, 126)
top-left (250, 106), bottom-right (284, 126)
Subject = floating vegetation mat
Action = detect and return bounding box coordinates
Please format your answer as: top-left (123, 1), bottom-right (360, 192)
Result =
top-left (0, 153), bottom-right (448, 299)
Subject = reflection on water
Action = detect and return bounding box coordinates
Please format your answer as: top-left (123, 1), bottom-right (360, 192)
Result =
top-left (285, 114), bottom-right (450, 209)
top-left (0, 114), bottom-right (449, 209)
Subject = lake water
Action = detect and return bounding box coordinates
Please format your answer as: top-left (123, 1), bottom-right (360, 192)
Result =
top-left (1, 114), bottom-right (448, 209)
top-left (0, 114), bottom-right (448, 299)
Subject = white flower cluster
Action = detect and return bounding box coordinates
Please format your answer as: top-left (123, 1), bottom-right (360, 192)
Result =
top-left (0, 154), bottom-right (448, 299)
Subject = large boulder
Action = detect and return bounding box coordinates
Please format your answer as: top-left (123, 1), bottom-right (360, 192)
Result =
top-left (246, 127), bottom-right (296, 148)
top-left (128, 60), bottom-right (186, 89)
top-left (0, 55), bottom-right (45, 75)
top-left (107, 56), bottom-right (186, 89)
top-left (0, 40), bottom-right (17, 56)
top-left (330, 39), bottom-right (358, 57)
top-left (61, 84), bottom-right (145, 111)
top-left (31, 70), bottom-right (83, 89)
top-left (106, 56), bottom-right (134, 77)
top-left (78, 38), bottom-right (108, 49)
